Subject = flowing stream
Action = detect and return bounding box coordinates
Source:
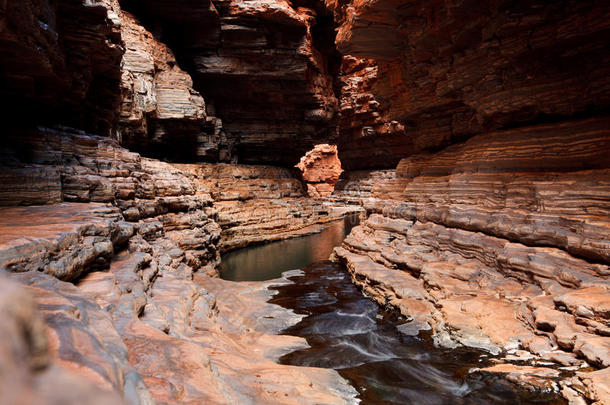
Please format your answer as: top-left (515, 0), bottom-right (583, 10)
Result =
top-left (220, 215), bottom-right (566, 404)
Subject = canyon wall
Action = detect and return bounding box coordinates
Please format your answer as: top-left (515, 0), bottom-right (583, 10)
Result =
top-left (0, 126), bottom-right (357, 404)
top-left (0, 2), bottom-right (354, 402)
top-left (1, 0), bottom-right (123, 134)
top-left (1, 0), bottom-right (342, 166)
top-left (329, 0), bottom-right (610, 402)
top-left (328, 0), bottom-right (610, 170)
top-left (119, 0), bottom-right (341, 165)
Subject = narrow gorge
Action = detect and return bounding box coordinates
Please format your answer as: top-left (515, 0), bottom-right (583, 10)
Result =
top-left (0, 1), bottom-right (608, 404)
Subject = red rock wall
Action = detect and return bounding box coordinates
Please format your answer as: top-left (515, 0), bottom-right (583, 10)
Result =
top-left (118, 10), bottom-right (229, 162)
top-left (328, 1), bottom-right (610, 402)
top-left (121, 0), bottom-right (342, 166)
top-left (329, 0), bottom-right (610, 169)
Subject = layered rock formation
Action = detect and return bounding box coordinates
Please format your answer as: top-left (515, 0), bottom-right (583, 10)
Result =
top-left (296, 144), bottom-right (343, 197)
top-left (332, 118), bottom-right (610, 402)
top-left (120, 0), bottom-right (341, 165)
top-left (174, 162), bottom-right (355, 251)
top-left (326, 1), bottom-right (610, 402)
top-left (118, 10), bottom-right (228, 162)
top-left (2, 0), bottom-right (610, 403)
top-left (0, 0), bottom-right (123, 134)
top-left (0, 127), bottom-right (359, 404)
top-left (328, 0), bottom-right (610, 169)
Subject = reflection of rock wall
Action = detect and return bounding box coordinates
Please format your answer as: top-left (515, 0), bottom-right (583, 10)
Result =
top-left (174, 163), bottom-right (355, 252)
top-left (296, 144), bottom-right (343, 197)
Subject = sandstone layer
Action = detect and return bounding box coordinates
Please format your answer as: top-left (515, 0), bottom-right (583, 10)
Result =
top-left (174, 162), bottom-right (356, 252)
top-left (2, 0), bottom-right (609, 403)
top-left (118, 10), bottom-right (228, 162)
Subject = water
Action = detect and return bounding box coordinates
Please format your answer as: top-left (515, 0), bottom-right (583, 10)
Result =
top-left (220, 214), bottom-right (361, 281)
top-left (270, 262), bottom-right (565, 404)
top-left (220, 216), bottom-right (566, 404)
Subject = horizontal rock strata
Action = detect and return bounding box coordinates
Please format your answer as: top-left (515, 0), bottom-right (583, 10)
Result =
top-left (332, 117), bottom-right (610, 403)
top-left (328, 0), bottom-right (610, 169)
top-left (118, 10), bottom-right (229, 162)
top-left (121, 0), bottom-right (341, 166)
top-left (174, 162), bottom-right (357, 252)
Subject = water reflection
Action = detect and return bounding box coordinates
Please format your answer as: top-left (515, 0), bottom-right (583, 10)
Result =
top-left (220, 214), bottom-right (360, 281)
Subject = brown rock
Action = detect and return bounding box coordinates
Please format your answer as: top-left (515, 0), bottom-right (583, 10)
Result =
top-left (123, 0), bottom-right (341, 165)
top-left (328, 0), bottom-right (610, 169)
top-left (118, 10), bottom-right (228, 161)
top-left (0, 0), bottom-right (123, 134)
top-left (296, 144), bottom-right (343, 197)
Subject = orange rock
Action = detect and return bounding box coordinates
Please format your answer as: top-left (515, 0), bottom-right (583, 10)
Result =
top-left (296, 144), bottom-right (344, 197)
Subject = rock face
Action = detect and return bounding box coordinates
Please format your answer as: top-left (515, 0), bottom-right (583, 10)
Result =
top-left (332, 117), bottom-right (610, 402)
top-left (296, 144), bottom-right (343, 197)
top-left (0, 0), bottom-right (123, 134)
top-left (118, 10), bottom-right (226, 162)
top-left (328, 0), bottom-right (610, 169)
top-left (326, 2), bottom-right (610, 401)
top-left (120, 0), bottom-right (341, 166)
top-left (174, 162), bottom-right (354, 251)
top-left (0, 127), bottom-right (359, 404)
